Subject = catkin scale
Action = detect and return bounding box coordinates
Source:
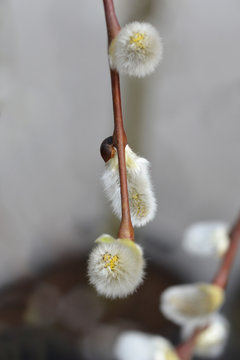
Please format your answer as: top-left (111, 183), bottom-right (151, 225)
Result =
top-left (102, 145), bottom-right (157, 227)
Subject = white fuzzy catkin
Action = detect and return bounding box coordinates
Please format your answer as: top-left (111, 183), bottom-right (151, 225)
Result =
top-left (182, 222), bottom-right (230, 257)
top-left (102, 145), bottom-right (157, 227)
top-left (114, 331), bottom-right (180, 360)
top-left (160, 283), bottom-right (224, 326)
top-left (181, 313), bottom-right (229, 358)
top-left (109, 22), bottom-right (163, 77)
top-left (88, 234), bottom-right (145, 299)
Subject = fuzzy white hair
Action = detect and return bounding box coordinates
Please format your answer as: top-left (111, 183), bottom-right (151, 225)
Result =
top-left (114, 331), bottom-right (180, 360)
top-left (160, 283), bottom-right (224, 326)
top-left (88, 234), bottom-right (145, 299)
top-left (182, 222), bottom-right (230, 258)
top-left (109, 22), bottom-right (163, 78)
top-left (102, 145), bottom-right (157, 227)
top-left (181, 313), bottom-right (229, 358)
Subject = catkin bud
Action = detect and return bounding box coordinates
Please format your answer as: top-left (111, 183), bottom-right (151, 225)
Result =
top-left (114, 331), bottom-right (180, 360)
top-left (88, 234), bottom-right (145, 299)
top-left (182, 222), bottom-right (230, 257)
top-left (102, 145), bottom-right (157, 227)
top-left (160, 283), bottom-right (224, 326)
top-left (181, 313), bottom-right (229, 358)
top-left (109, 22), bottom-right (163, 78)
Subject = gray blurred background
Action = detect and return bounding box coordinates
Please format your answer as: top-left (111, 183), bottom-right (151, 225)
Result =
top-left (0, 0), bottom-right (240, 358)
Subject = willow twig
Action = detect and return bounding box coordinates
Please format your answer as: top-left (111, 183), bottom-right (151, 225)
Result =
top-left (176, 212), bottom-right (240, 359)
top-left (102, 0), bottom-right (134, 240)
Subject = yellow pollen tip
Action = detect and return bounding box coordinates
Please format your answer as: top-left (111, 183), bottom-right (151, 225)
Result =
top-left (129, 32), bottom-right (145, 49)
top-left (131, 191), bottom-right (147, 217)
top-left (165, 349), bottom-right (180, 360)
top-left (102, 252), bottom-right (119, 270)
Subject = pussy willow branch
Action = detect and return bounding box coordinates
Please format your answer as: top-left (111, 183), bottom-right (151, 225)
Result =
top-left (103, 0), bottom-right (134, 240)
top-left (213, 212), bottom-right (240, 288)
top-left (176, 328), bottom-right (203, 360)
top-left (176, 212), bottom-right (240, 360)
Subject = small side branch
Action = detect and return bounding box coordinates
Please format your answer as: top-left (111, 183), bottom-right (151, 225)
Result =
top-left (176, 328), bottom-right (203, 360)
top-left (213, 212), bottom-right (240, 288)
top-left (176, 212), bottom-right (240, 359)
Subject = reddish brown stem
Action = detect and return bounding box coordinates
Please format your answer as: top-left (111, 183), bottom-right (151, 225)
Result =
top-left (176, 328), bottom-right (203, 360)
top-left (103, 0), bottom-right (120, 43)
top-left (103, 0), bottom-right (134, 240)
top-left (213, 212), bottom-right (240, 288)
top-left (111, 70), bottom-right (134, 240)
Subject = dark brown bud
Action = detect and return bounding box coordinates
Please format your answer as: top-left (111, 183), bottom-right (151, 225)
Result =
top-left (100, 136), bottom-right (115, 162)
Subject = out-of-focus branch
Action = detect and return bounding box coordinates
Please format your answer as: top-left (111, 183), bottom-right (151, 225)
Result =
top-left (213, 213), bottom-right (240, 288)
top-left (102, 0), bottom-right (134, 240)
top-left (175, 328), bottom-right (203, 360)
top-left (176, 212), bottom-right (240, 359)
